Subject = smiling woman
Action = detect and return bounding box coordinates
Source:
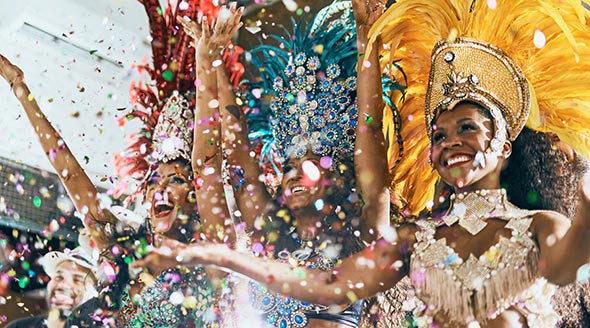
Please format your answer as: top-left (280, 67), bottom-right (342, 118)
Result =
top-left (172, 1), bottom-right (398, 326)
top-left (430, 101), bottom-right (509, 192)
top-left (144, 160), bottom-right (195, 237)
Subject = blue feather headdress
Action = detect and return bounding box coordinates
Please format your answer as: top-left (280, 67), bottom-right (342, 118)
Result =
top-left (248, 1), bottom-right (359, 170)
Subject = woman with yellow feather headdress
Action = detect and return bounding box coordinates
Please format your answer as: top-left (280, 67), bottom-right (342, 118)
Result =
top-left (133, 0), bottom-right (590, 326)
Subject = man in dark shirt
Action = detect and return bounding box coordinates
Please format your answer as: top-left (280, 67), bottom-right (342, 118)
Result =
top-left (6, 247), bottom-right (97, 328)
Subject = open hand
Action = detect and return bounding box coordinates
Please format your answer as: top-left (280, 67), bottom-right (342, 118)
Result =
top-left (179, 15), bottom-right (202, 48)
top-left (351, 0), bottom-right (387, 29)
top-left (0, 54), bottom-right (24, 88)
top-left (209, 3), bottom-right (244, 50)
top-left (180, 3), bottom-right (243, 55)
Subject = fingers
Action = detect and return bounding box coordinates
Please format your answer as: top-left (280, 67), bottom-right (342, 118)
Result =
top-left (0, 55), bottom-right (24, 86)
top-left (160, 238), bottom-right (183, 249)
top-left (130, 256), bottom-right (150, 269)
top-left (201, 16), bottom-right (212, 39)
top-left (179, 16), bottom-right (203, 47)
top-left (213, 6), bottom-right (243, 37)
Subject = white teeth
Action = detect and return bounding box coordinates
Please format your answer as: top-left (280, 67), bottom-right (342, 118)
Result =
top-left (446, 155), bottom-right (471, 167)
top-left (155, 200), bottom-right (173, 207)
top-left (291, 186), bottom-right (306, 193)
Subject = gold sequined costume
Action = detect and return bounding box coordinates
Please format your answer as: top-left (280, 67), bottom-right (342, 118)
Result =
top-left (365, 0), bottom-right (590, 326)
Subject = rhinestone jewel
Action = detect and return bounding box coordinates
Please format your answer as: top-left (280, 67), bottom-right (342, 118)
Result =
top-left (444, 51), bottom-right (455, 62)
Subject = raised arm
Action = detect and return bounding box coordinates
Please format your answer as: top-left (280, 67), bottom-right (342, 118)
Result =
top-left (134, 224), bottom-right (416, 306)
top-left (535, 172), bottom-right (590, 285)
top-left (0, 54), bottom-right (111, 250)
top-left (184, 16), bottom-right (235, 245)
top-left (213, 4), bottom-right (276, 230)
top-left (352, 0), bottom-right (391, 241)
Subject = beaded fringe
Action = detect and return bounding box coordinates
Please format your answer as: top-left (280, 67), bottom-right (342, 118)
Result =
top-left (413, 245), bottom-right (539, 324)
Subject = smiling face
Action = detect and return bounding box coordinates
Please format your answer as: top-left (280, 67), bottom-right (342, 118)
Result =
top-left (280, 152), bottom-right (331, 212)
top-left (145, 160), bottom-right (195, 236)
top-left (46, 260), bottom-right (95, 316)
top-left (430, 102), bottom-right (511, 191)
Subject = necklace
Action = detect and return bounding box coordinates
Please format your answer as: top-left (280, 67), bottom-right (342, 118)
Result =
top-left (444, 189), bottom-right (512, 235)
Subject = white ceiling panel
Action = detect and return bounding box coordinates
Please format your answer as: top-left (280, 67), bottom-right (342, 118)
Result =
top-left (0, 0), bottom-right (151, 190)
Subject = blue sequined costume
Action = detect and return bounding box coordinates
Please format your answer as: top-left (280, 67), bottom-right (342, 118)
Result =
top-left (244, 2), bottom-right (365, 326)
top-left (248, 250), bottom-right (362, 328)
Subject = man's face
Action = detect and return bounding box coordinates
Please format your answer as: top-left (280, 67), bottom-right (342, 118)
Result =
top-left (46, 261), bottom-right (95, 316)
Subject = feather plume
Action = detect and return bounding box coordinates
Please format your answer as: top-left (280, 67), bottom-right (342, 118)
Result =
top-left (368, 0), bottom-right (590, 214)
top-left (113, 0), bottom-right (244, 198)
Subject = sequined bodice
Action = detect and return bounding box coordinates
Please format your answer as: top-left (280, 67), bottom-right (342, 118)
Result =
top-left (249, 247), bottom-right (361, 327)
top-left (409, 189), bottom-right (558, 326)
top-left (119, 266), bottom-right (218, 328)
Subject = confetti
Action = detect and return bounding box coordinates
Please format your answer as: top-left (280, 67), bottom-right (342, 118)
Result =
top-left (162, 69), bottom-right (174, 81)
top-left (282, 0), bottom-right (298, 12)
top-left (301, 160), bottom-right (320, 182)
top-left (33, 196), bottom-right (41, 208)
top-left (533, 30), bottom-right (546, 48)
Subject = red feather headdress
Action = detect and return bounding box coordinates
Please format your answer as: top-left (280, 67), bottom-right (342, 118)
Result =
top-left (113, 0), bottom-right (244, 198)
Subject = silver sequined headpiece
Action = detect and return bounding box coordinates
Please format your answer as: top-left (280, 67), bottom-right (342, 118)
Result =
top-left (151, 91), bottom-right (194, 163)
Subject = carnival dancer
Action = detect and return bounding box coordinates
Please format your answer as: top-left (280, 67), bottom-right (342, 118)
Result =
top-left (0, 0), bottom-right (242, 326)
top-left (176, 0), bottom-right (402, 326)
top-left (136, 0), bottom-right (590, 327)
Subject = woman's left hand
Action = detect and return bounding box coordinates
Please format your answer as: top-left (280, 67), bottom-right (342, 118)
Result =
top-left (209, 3), bottom-right (244, 51)
top-left (0, 54), bottom-right (25, 93)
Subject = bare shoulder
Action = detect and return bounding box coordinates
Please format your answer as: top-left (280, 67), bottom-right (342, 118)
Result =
top-left (531, 210), bottom-right (571, 238)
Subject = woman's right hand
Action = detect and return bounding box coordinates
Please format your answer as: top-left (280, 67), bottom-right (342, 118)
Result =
top-left (180, 3), bottom-right (243, 58)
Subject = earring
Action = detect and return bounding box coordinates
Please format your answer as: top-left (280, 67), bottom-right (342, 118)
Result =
top-left (187, 190), bottom-right (197, 203)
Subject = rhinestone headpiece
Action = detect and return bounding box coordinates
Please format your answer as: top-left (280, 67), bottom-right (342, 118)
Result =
top-left (250, 2), bottom-right (358, 167)
top-left (426, 38), bottom-right (530, 144)
top-left (270, 53), bottom-right (357, 162)
top-left (113, 0), bottom-right (244, 198)
top-left (151, 92), bottom-right (193, 163)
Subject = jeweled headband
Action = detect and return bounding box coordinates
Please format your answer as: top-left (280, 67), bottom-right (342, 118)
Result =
top-left (270, 52), bottom-right (358, 163)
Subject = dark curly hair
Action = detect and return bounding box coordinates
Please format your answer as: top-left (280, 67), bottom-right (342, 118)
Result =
top-left (501, 126), bottom-right (590, 328)
top-left (501, 127), bottom-right (589, 216)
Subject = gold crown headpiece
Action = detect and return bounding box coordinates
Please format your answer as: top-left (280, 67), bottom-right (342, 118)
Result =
top-left (426, 38), bottom-right (529, 144)
top-left (366, 0), bottom-right (590, 214)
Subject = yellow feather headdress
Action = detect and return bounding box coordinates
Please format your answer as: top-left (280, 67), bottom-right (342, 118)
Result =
top-left (368, 0), bottom-right (590, 214)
